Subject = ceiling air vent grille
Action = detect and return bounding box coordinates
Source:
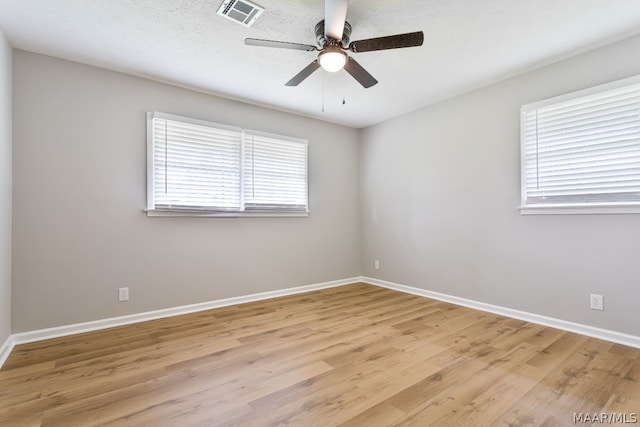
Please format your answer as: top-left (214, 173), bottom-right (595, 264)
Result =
top-left (217, 0), bottom-right (264, 27)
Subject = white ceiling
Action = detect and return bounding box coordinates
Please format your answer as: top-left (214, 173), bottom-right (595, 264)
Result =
top-left (1, 0), bottom-right (640, 128)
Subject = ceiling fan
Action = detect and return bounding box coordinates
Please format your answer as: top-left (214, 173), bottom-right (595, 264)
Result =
top-left (244, 0), bottom-right (424, 88)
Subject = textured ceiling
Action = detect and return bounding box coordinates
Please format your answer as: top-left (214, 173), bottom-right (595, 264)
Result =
top-left (1, 0), bottom-right (640, 128)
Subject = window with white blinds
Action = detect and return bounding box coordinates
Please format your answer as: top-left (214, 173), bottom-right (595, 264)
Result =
top-left (520, 75), bottom-right (640, 214)
top-left (242, 132), bottom-right (308, 211)
top-left (147, 112), bottom-right (308, 216)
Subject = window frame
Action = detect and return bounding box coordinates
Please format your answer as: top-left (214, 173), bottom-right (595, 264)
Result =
top-left (519, 75), bottom-right (640, 215)
top-left (146, 112), bottom-right (309, 217)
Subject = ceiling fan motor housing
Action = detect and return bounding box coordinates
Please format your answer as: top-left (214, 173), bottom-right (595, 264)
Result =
top-left (315, 20), bottom-right (352, 48)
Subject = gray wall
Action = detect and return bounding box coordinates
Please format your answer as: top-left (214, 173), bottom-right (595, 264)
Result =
top-left (9, 35), bottom-right (640, 338)
top-left (12, 51), bottom-right (361, 332)
top-left (360, 34), bottom-right (640, 336)
top-left (0, 29), bottom-right (11, 343)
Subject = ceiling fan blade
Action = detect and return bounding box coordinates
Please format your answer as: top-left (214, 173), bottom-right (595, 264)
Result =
top-left (348, 31), bottom-right (424, 53)
top-left (245, 38), bottom-right (318, 51)
top-left (343, 57), bottom-right (378, 88)
top-left (285, 60), bottom-right (321, 86)
top-left (325, 0), bottom-right (348, 40)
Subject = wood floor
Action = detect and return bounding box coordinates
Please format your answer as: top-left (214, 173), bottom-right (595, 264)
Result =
top-left (1, 283), bottom-right (639, 426)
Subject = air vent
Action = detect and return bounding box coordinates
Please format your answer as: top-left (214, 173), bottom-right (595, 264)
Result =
top-left (217, 0), bottom-right (264, 27)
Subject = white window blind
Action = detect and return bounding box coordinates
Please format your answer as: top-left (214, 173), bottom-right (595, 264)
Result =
top-left (521, 76), bottom-right (640, 213)
top-left (242, 132), bottom-right (308, 211)
top-left (147, 112), bottom-right (308, 215)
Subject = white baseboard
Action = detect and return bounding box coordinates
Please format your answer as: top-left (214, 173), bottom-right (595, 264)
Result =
top-left (362, 276), bottom-right (640, 349)
top-left (9, 277), bottom-right (360, 349)
top-left (4, 275), bottom-right (639, 370)
top-left (0, 334), bottom-right (14, 369)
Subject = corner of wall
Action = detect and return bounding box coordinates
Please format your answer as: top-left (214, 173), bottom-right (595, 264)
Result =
top-left (356, 126), bottom-right (365, 276)
top-left (0, 26), bottom-right (12, 349)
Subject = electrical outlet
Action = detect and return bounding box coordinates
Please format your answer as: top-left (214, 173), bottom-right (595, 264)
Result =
top-left (374, 260), bottom-right (380, 270)
top-left (118, 287), bottom-right (129, 302)
top-left (590, 294), bottom-right (604, 311)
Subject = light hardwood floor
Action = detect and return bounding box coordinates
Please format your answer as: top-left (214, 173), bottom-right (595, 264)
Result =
top-left (1, 283), bottom-right (639, 426)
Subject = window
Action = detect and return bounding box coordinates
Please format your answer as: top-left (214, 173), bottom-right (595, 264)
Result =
top-left (146, 112), bottom-right (308, 216)
top-left (520, 75), bottom-right (640, 214)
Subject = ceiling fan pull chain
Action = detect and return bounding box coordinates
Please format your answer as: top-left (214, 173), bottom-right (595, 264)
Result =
top-left (342, 72), bottom-right (346, 105)
top-left (322, 71), bottom-right (325, 112)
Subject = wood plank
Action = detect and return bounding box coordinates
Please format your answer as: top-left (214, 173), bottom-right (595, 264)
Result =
top-left (0, 283), bottom-right (638, 426)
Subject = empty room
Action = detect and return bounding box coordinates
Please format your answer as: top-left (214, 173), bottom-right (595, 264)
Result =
top-left (1, 0), bottom-right (640, 425)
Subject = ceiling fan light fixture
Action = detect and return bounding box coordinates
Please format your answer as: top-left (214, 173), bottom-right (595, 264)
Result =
top-left (318, 47), bottom-right (347, 72)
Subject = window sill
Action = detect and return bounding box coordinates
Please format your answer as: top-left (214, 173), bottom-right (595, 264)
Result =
top-left (519, 204), bottom-right (640, 215)
top-left (145, 209), bottom-right (309, 218)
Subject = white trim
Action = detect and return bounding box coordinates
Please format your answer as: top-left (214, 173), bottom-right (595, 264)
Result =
top-left (519, 205), bottom-right (640, 215)
top-left (146, 112), bottom-right (155, 211)
top-left (10, 277), bottom-right (359, 346)
top-left (145, 209), bottom-right (309, 218)
top-left (362, 277), bottom-right (640, 349)
top-left (0, 334), bottom-right (15, 369)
